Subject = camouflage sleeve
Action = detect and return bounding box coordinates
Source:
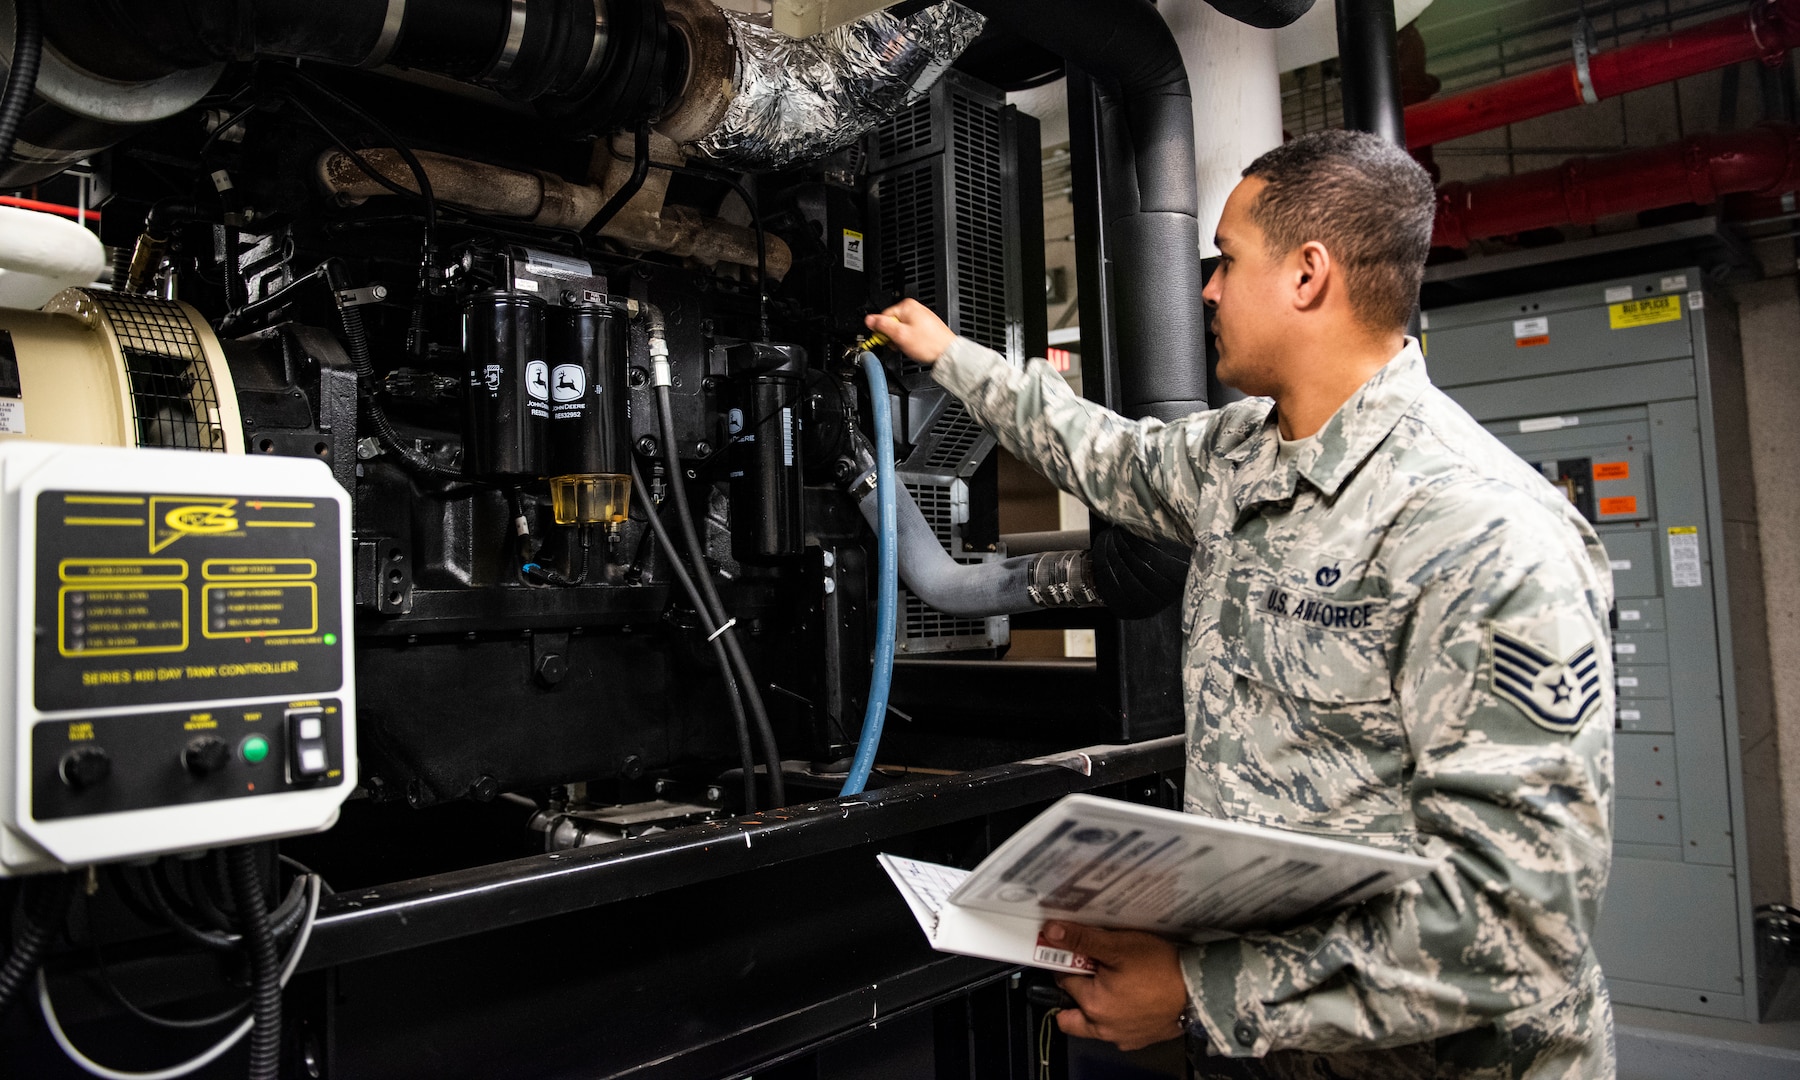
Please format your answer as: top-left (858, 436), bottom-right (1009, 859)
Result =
top-left (930, 336), bottom-right (1215, 546)
top-left (1181, 479), bottom-right (1614, 1058)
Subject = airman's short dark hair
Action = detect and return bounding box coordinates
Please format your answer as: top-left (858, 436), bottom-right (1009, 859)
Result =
top-left (1241, 130), bottom-right (1436, 331)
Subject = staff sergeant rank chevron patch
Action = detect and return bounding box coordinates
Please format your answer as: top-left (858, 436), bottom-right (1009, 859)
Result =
top-left (1490, 625), bottom-right (1603, 733)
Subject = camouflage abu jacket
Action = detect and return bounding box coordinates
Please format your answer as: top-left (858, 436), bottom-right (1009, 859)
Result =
top-left (931, 336), bottom-right (1616, 1080)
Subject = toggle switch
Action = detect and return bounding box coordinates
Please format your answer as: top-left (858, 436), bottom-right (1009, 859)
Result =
top-left (286, 708), bottom-right (329, 778)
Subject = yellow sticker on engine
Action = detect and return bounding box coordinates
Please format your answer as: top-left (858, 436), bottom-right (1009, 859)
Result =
top-left (1609, 294), bottom-right (1681, 329)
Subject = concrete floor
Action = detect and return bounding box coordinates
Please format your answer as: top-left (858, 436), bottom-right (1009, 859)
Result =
top-left (1616, 1004), bottom-right (1800, 1080)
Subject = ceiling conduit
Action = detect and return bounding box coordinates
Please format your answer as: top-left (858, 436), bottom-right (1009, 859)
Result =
top-left (1432, 122), bottom-right (1800, 248)
top-left (1406, 0), bottom-right (1800, 150)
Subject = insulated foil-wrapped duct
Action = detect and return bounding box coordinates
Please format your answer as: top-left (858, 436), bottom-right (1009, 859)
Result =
top-left (692, 2), bottom-right (986, 169)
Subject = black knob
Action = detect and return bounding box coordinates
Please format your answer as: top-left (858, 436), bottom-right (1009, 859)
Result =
top-left (182, 736), bottom-right (231, 776)
top-left (59, 746), bottom-right (112, 791)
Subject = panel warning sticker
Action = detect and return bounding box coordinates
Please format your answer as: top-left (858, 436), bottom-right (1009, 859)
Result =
top-left (0, 399), bottom-right (24, 434)
top-left (843, 229), bottom-right (865, 272)
top-left (1593, 461), bottom-right (1630, 481)
top-left (1609, 294), bottom-right (1681, 329)
top-left (1598, 496), bottom-right (1638, 516)
top-left (1668, 526), bottom-right (1703, 588)
top-left (1513, 317), bottom-right (1549, 347)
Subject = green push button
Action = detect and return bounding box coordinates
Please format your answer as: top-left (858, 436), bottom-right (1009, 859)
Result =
top-left (240, 736), bottom-right (271, 764)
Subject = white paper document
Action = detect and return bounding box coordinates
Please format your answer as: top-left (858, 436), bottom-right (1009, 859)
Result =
top-left (880, 793), bottom-right (1439, 974)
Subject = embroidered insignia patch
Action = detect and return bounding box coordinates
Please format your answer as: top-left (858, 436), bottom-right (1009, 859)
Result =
top-left (1491, 628), bottom-right (1602, 733)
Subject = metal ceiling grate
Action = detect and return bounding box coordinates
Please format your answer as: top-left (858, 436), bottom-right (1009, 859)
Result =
top-left (92, 293), bottom-right (225, 452)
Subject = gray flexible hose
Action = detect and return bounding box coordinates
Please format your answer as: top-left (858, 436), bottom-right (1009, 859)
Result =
top-left (854, 480), bottom-right (1081, 618)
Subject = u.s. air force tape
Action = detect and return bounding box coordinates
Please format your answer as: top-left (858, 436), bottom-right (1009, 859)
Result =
top-left (1259, 585), bottom-right (1378, 631)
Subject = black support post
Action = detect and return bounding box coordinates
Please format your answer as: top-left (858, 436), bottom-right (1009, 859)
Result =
top-left (1334, 0), bottom-right (1406, 146)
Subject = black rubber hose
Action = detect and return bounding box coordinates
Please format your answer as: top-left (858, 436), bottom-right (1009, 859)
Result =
top-left (0, 0), bottom-right (43, 169)
top-left (0, 871), bottom-right (75, 1019)
top-left (652, 384), bottom-right (786, 806)
top-left (225, 845), bottom-right (280, 1080)
top-left (219, 262), bottom-right (328, 332)
top-left (135, 865), bottom-right (237, 951)
top-left (323, 260), bottom-right (456, 476)
top-left (652, 161), bottom-right (768, 341)
top-left (631, 458), bottom-right (759, 812)
top-left (186, 854), bottom-right (237, 933)
top-left (583, 122), bottom-right (650, 239)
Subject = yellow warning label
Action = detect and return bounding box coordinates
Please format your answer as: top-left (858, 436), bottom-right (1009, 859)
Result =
top-left (1609, 294), bottom-right (1681, 329)
top-left (1668, 526), bottom-right (1698, 535)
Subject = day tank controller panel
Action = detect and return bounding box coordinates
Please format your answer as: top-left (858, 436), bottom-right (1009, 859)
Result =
top-left (0, 442), bottom-right (355, 875)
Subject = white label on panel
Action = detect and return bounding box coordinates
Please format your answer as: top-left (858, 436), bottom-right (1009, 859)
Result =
top-left (0, 400), bottom-right (22, 434)
top-left (1619, 609), bottom-right (1642, 621)
top-left (1660, 274), bottom-right (1689, 292)
top-left (1618, 676), bottom-right (1640, 687)
top-left (513, 277), bottom-right (540, 292)
top-left (1620, 709), bottom-right (1642, 721)
top-left (843, 229), bottom-right (865, 272)
top-left (1513, 317), bottom-right (1549, 338)
top-left (1605, 286), bottom-right (1634, 303)
top-left (1610, 559), bottom-right (1631, 571)
top-left (1688, 290), bottom-right (1704, 310)
top-left (1668, 528), bottom-right (1703, 588)
top-left (1519, 415), bottom-right (1579, 434)
top-left (1419, 311), bottom-right (1430, 329)
top-left (525, 251), bottom-right (594, 279)
top-left (1614, 642), bottom-right (1638, 655)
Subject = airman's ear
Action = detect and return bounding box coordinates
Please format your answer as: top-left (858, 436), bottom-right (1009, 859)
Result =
top-left (1293, 241), bottom-right (1331, 311)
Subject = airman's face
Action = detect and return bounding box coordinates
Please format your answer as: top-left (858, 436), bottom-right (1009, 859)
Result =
top-left (1202, 178), bottom-right (1289, 398)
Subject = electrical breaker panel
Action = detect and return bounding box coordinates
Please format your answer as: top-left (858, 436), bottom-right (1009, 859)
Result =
top-left (1424, 268), bottom-right (1766, 1020)
top-left (0, 442), bottom-right (355, 874)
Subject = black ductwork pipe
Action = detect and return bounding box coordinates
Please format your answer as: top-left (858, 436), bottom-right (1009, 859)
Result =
top-left (1206, 0), bottom-right (1318, 30)
top-left (965, 0), bottom-right (1313, 419)
top-left (37, 0), bottom-right (667, 133)
top-left (965, 0), bottom-right (1207, 421)
top-left (1334, 0), bottom-right (1406, 146)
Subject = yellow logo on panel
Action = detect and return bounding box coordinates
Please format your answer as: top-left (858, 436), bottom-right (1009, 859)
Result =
top-left (149, 497), bottom-right (240, 553)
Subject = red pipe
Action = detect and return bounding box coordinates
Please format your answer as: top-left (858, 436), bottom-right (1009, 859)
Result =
top-left (1434, 123), bottom-right (1800, 247)
top-left (0, 195), bottom-right (100, 222)
top-left (1406, 0), bottom-right (1800, 149)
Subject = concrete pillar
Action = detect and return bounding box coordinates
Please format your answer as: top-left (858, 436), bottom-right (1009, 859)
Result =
top-left (1737, 275), bottom-right (1800, 905)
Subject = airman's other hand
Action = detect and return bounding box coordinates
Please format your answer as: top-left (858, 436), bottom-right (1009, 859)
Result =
top-left (1046, 920), bottom-right (1190, 1052)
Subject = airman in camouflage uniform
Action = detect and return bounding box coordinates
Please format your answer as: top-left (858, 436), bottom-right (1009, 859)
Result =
top-left (868, 130), bottom-right (1615, 1078)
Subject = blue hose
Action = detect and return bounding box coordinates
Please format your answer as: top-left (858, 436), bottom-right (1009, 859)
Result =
top-left (841, 351), bottom-right (898, 797)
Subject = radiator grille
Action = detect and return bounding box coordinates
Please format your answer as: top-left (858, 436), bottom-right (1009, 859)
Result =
top-left (907, 480), bottom-right (955, 545)
top-left (899, 479), bottom-right (999, 649)
top-left (875, 98), bottom-right (935, 163)
top-left (877, 162), bottom-right (942, 313)
top-left (921, 401), bottom-right (984, 472)
top-left (95, 293), bottom-right (226, 451)
top-left (950, 92), bottom-right (1008, 355)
